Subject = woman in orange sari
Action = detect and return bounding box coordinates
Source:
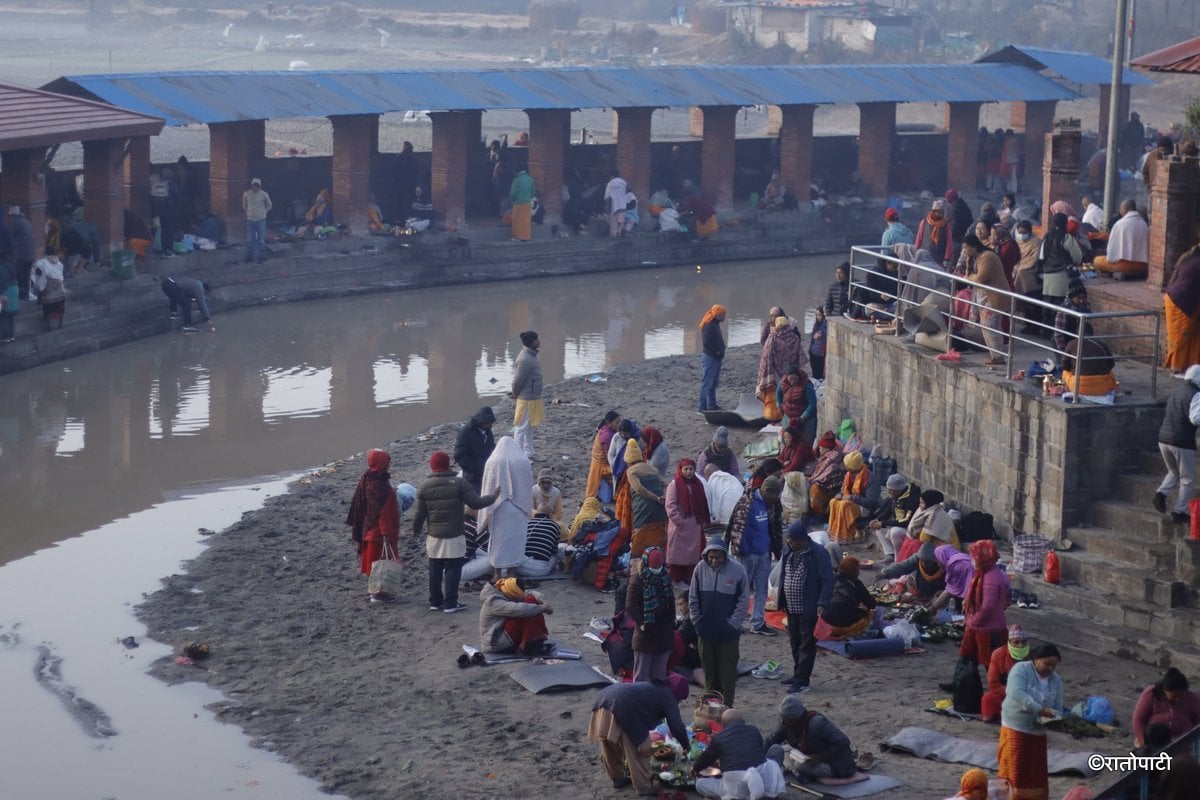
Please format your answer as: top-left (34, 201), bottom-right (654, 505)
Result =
top-left (585, 411), bottom-right (621, 499)
top-left (827, 451), bottom-right (873, 544)
top-left (1165, 245), bottom-right (1200, 375)
top-left (999, 644), bottom-right (1064, 800)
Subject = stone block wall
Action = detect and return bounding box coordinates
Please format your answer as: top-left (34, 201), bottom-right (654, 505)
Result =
top-left (821, 317), bottom-right (1163, 538)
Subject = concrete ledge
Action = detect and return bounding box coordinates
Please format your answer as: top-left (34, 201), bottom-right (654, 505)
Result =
top-left (821, 316), bottom-right (1164, 537)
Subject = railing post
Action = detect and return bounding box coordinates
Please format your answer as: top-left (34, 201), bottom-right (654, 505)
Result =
top-left (1006, 295), bottom-right (1015, 380)
top-left (1153, 311), bottom-right (1161, 400)
top-left (1073, 312), bottom-right (1086, 404)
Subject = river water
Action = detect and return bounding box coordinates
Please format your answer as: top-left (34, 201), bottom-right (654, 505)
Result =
top-left (0, 255), bottom-right (836, 798)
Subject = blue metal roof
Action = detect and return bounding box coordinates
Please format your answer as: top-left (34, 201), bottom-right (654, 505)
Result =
top-left (978, 45), bottom-right (1152, 86)
top-left (44, 64), bottom-right (1077, 128)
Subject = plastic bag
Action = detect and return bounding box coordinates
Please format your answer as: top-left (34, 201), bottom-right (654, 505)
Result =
top-left (883, 620), bottom-right (919, 648)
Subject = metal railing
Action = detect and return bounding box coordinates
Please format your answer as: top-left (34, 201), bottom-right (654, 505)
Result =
top-left (1094, 721), bottom-right (1200, 798)
top-left (846, 245), bottom-right (1163, 399)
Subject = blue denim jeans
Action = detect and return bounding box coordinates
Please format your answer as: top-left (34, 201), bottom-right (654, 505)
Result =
top-left (741, 551), bottom-right (772, 628)
top-left (699, 354), bottom-right (722, 411)
top-left (245, 218), bottom-right (267, 261)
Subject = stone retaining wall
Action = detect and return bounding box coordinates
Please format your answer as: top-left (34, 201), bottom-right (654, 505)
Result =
top-left (821, 317), bottom-right (1163, 538)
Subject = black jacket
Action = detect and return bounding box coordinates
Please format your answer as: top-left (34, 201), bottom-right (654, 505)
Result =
top-left (1159, 380), bottom-right (1200, 450)
top-left (824, 280), bottom-right (849, 317)
top-left (693, 721), bottom-right (767, 773)
top-left (453, 407), bottom-right (496, 488)
top-left (702, 318), bottom-right (725, 360)
top-left (765, 712), bottom-right (856, 778)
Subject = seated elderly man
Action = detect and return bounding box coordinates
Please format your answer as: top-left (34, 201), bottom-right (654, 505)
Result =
top-left (1094, 198), bottom-right (1149, 277)
top-left (765, 696), bottom-right (858, 783)
top-left (478, 577), bottom-right (554, 655)
top-left (864, 473), bottom-right (922, 565)
top-left (693, 709), bottom-right (785, 799)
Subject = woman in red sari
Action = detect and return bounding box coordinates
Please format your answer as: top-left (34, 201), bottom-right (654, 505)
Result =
top-left (345, 449), bottom-right (400, 578)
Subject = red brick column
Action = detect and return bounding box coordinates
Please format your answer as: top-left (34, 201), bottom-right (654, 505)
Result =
top-left (431, 111), bottom-right (477, 231)
top-left (123, 135), bottom-right (151, 224)
top-left (1016, 100), bottom-right (1057, 195)
top-left (1098, 84), bottom-right (1130, 150)
top-left (614, 107), bottom-right (653, 210)
top-left (690, 107), bottom-right (705, 138)
top-left (527, 108), bottom-right (570, 226)
top-left (1148, 156), bottom-right (1200, 289)
top-left (1041, 125), bottom-right (1081, 230)
top-left (82, 137), bottom-right (125, 251)
top-left (945, 102), bottom-right (981, 195)
top-left (699, 105), bottom-right (738, 214)
top-left (209, 120), bottom-right (265, 242)
top-left (331, 114), bottom-right (377, 234)
top-left (0, 148), bottom-right (48, 253)
top-left (778, 104), bottom-right (814, 209)
top-left (857, 102), bottom-right (896, 199)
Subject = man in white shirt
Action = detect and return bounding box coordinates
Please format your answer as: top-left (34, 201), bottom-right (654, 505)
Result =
top-left (1080, 196), bottom-right (1105, 231)
top-left (1095, 198), bottom-right (1149, 277)
top-left (242, 178), bottom-right (272, 264)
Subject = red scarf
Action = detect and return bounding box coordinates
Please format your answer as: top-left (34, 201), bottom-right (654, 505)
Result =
top-left (924, 212), bottom-right (947, 247)
top-left (673, 458), bottom-right (710, 524)
top-left (641, 426), bottom-right (664, 459)
top-left (964, 540), bottom-right (1000, 615)
top-left (345, 449), bottom-right (395, 552)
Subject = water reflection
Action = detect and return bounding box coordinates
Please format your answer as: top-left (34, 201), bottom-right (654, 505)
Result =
top-left (0, 255), bottom-right (837, 565)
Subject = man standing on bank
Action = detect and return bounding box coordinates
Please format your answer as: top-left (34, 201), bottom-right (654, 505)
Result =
top-left (242, 177), bottom-right (272, 264)
top-left (511, 330), bottom-right (544, 460)
top-left (1154, 364), bottom-right (1200, 525)
top-left (699, 304), bottom-right (727, 412)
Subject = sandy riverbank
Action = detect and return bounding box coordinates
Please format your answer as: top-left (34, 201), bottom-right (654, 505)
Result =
top-left (137, 342), bottom-right (1163, 800)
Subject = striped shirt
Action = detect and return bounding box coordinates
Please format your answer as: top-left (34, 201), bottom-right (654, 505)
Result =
top-left (524, 517), bottom-right (561, 562)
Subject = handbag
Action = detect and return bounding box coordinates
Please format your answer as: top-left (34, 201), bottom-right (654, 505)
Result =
top-left (367, 540), bottom-right (403, 596)
top-left (1011, 534), bottom-right (1051, 574)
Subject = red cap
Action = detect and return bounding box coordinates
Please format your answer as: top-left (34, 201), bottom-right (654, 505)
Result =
top-left (430, 451), bottom-right (451, 471)
top-left (885, 207), bottom-right (900, 221)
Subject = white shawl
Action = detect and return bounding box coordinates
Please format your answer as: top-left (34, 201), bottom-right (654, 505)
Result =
top-left (478, 436), bottom-right (534, 531)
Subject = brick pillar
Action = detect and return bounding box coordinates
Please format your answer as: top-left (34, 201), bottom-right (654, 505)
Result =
top-left (527, 108), bottom-right (570, 226)
top-left (857, 102), bottom-right (896, 198)
top-left (945, 102), bottom-right (981, 195)
top-left (1018, 100), bottom-right (1057, 195)
top-left (699, 105), bottom-right (738, 214)
top-left (1148, 156), bottom-right (1200, 289)
top-left (0, 148), bottom-right (48, 253)
top-left (123, 135), bottom-right (151, 224)
top-left (209, 120), bottom-right (265, 242)
top-left (778, 104), bottom-right (814, 210)
top-left (82, 137), bottom-right (125, 251)
top-left (689, 107), bottom-right (705, 138)
top-left (1098, 84), bottom-right (1131, 149)
top-left (1041, 125), bottom-right (1081, 230)
top-left (614, 107), bottom-right (653, 209)
top-left (766, 105), bottom-right (783, 138)
top-left (330, 114), bottom-right (377, 233)
top-left (431, 111), bottom-right (477, 231)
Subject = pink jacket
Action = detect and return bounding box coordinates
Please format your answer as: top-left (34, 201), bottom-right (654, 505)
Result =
top-left (965, 567), bottom-right (1010, 633)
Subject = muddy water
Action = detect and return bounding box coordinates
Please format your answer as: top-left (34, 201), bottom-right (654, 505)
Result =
top-left (0, 254), bottom-right (836, 797)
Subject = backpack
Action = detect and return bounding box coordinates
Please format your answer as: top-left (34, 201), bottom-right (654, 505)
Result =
top-left (958, 511), bottom-right (995, 544)
top-left (601, 611), bottom-right (636, 676)
top-left (953, 662), bottom-right (984, 714)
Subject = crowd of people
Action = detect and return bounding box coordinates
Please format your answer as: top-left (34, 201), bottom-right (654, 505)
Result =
top-left (332, 286), bottom-right (1200, 800)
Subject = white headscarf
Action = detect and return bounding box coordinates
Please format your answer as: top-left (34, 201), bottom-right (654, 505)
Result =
top-left (478, 436), bottom-right (534, 531)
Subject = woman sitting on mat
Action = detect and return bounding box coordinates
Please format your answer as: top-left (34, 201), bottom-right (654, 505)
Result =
top-left (819, 557), bottom-right (876, 640)
top-left (478, 577), bottom-right (554, 655)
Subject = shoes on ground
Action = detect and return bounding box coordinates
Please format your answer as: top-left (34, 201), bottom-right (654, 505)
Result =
top-left (1172, 512), bottom-right (1190, 525)
top-left (1025, 593), bottom-right (1040, 609)
top-left (428, 604), bottom-right (441, 611)
top-left (611, 777), bottom-right (631, 790)
top-left (1153, 492), bottom-right (1167, 514)
top-left (750, 623), bottom-right (779, 637)
top-left (181, 326), bottom-right (199, 333)
top-left (787, 683), bottom-right (812, 694)
top-left (444, 603), bottom-right (468, 614)
top-left (369, 594), bottom-right (393, 604)
top-left (1016, 592), bottom-right (1029, 608)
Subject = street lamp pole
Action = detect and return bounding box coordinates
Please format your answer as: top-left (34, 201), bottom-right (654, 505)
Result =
top-left (1103, 0), bottom-right (1130, 226)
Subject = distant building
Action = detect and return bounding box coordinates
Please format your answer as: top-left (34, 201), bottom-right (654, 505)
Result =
top-left (729, 1), bottom-right (929, 56)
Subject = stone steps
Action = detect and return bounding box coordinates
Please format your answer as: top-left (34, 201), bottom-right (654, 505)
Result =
top-left (1008, 572), bottom-right (1200, 641)
top-left (1113, 473), bottom-right (1169, 509)
top-left (1089, 499), bottom-right (1183, 542)
top-left (1005, 586), bottom-right (1200, 676)
top-left (1057, 547), bottom-right (1188, 608)
top-left (1067, 525), bottom-right (1177, 571)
